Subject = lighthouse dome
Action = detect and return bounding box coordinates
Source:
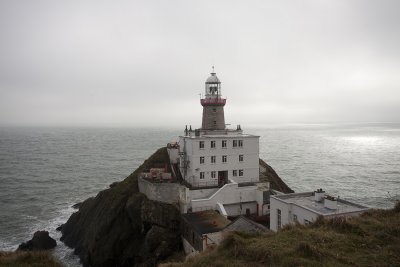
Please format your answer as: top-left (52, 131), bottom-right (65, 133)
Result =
top-left (206, 72), bottom-right (220, 84)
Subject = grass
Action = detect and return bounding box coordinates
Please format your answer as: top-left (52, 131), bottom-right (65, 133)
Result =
top-left (164, 202), bottom-right (400, 267)
top-left (0, 251), bottom-right (62, 267)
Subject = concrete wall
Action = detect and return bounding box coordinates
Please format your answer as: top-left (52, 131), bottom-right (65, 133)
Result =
top-left (270, 197), bottom-right (291, 231)
top-left (224, 202), bottom-right (257, 216)
top-left (138, 177), bottom-right (186, 205)
top-left (191, 182), bottom-right (259, 215)
top-left (167, 147), bottom-right (179, 164)
top-left (189, 187), bottom-right (219, 200)
top-left (270, 196), bottom-right (368, 231)
top-left (182, 237), bottom-right (199, 256)
top-left (203, 232), bottom-right (224, 249)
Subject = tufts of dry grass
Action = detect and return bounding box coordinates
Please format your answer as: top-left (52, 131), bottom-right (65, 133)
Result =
top-left (0, 250), bottom-right (63, 267)
top-left (164, 202), bottom-right (400, 267)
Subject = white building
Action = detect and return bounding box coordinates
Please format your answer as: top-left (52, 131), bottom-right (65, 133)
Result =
top-left (270, 189), bottom-right (370, 231)
top-left (172, 70), bottom-right (269, 217)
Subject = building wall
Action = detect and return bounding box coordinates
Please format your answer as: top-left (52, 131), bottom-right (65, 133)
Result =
top-left (182, 218), bottom-right (204, 252)
top-left (189, 187), bottom-right (220, 200)
top-left (182, 237), bottom-right (199, 256)
top-left (191, 182), bottom-right (258, 214)
top-left (291, 205), bottom-right (319, 226)
top-left (223, 202), bottom-right (257, 216)
top-left (203, 232), bottom-right (224, 249)
top-left (270, 196), bottom-right (369, 231)
top-left (138, 177), bottom-right (186, 205)
top-left (270, 197), bottom-right (291, 231)
top-left (179, 135), bottom-right (260, 186)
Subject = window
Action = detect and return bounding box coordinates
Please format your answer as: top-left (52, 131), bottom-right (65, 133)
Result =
top-left (211, 156), bottom-right (216, 164)
top-left (200, 172), bottom-right (205, 179)
top-left (211, 141), bottom-right (216, 148)
top-left (304, 219), bottom-right (311, 225)
top-left (277, 209), bottom-right (281, 229)
top-left (213, 108), bottom-right (217, 113)
top-left (239, 169), bottom-right (243, 176)
top-left (211, 171), bottom-right (216, 178)
top-left (238, 140), bottom-right (243, 147)
top-left (233, 170), bottom-right (237, 176)
top-left (200, 157), bottom-right (204, 164)
top-left (233, 140), bottom-right (237, 147)
top-left (222, 155), bottom-right (227, 163)
top-left (213, 121), bottom-right (217, 125)
top-left (222, 140), bottom-right (227, 148)
top-left (293, 214), bottom-right (298, 222)
top-left (239, 155), bottom-right (244, 162)
top-left (199, 141), bottom-right (204, 149)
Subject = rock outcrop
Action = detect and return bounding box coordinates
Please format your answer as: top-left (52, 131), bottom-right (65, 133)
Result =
top-left (61, 147), bottom-right (293, 267)
top-left (61, 147), bottom-right (181, 267)
top-left (260, 159), bottom-right (294, 193)
top-left (17, 231), bottom-right (57, 251)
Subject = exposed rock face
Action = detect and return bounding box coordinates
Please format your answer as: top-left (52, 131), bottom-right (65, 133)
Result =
top-left (260, 159), bottom-right (294, 193)
top-left (61, 147), bottom-right (181, 267)
top-left (61, 147), bottom-right (293, 267)
top-left (18, 231), bottom-right (57, 251)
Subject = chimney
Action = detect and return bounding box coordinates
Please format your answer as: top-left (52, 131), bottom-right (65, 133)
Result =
top-left (314, 188), bottom-right (325, 202)
top-left (324, 195), bottom-right (338, 210)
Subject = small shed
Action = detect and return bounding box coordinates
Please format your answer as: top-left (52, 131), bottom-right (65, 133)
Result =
top-left (181, 210), bottom-right (230, 254)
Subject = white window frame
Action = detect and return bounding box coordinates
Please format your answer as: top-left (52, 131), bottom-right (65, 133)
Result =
top-left (239, 154), bottom-right (244, 162)
top-left (222, 140), bottom-right (227, 148)
top-left (211, 171), bottom-right (216, 179)
top-left (199, 141), bottom-right (204, 149)
top-left (200, 156), bottom-right (204, 164)
top-left (222, 155), bottom-right (227, 163)
top-left (232, 170), bottom-right (237, 177)
top-left (211, 156), bottom-right (216, 164)
top-left (233, 140), bottom-right (237, 147)
top-left (200, 172), bottom-right (205, 179)
top-left (239, 169), bottom-right (243, 176)
top-left (211, 141), bottom-right (216, 149)
top-left (238, 140), bottom-right (243, 147)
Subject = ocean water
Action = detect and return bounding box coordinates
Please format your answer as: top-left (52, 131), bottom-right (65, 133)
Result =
top-left (0, 124), bottom-right (399, 266)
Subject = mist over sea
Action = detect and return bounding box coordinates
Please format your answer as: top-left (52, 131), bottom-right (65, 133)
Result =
top-left (0, 124), bottom-right (399, 266)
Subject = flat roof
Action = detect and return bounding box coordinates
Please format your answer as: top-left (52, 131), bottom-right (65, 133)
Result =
top-left (182, 210), bottom-right (231, 235)
top-left (272, 192), bottom-right (369, 216)
top-left (180, 134), bottom-right (259, 139)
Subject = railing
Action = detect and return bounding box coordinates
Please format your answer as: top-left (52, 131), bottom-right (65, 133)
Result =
top-left (192, 206), bottom-right (214, 212)
top-left (200, 98), bottom-right (226, 106)
top-left (189, 180), bottom-right (220, 189)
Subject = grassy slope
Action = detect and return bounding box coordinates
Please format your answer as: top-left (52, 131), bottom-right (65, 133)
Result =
top-left (165, 203), bottom-right (400, 267)
top-left (0, 251), bottom-right (62, 267)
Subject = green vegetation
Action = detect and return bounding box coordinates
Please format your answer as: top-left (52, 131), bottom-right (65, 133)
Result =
top-left (0, 251), bottom-right (62, 267)
top-left (165, 203), bottom-right (400, 267)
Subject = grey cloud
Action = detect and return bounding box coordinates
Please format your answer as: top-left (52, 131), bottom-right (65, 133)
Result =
top-left (0, 0), bottom-right (399, 127)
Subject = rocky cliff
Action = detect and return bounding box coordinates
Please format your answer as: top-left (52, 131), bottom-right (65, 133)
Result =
top-left (61, 147), bottom-right (293, 267)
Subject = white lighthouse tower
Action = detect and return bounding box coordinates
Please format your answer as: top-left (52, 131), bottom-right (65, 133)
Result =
top-left (179, 69), bottom-right (261, 190)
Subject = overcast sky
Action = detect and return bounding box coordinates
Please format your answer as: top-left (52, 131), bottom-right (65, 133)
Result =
top-left (0, 0), bottom-right (399, 127)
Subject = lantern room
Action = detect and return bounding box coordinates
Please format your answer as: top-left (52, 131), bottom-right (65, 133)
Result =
top-left (205, 68), bottom-right (221, 98)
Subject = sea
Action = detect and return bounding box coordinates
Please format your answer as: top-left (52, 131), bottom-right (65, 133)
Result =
top-left (0, 124), bottom-right (399, 266)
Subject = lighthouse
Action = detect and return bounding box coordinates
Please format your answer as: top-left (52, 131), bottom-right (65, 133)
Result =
top-left (179, 69), bottom-right (260, 188)
top-left (201, 69), bottom-right (226, 130)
